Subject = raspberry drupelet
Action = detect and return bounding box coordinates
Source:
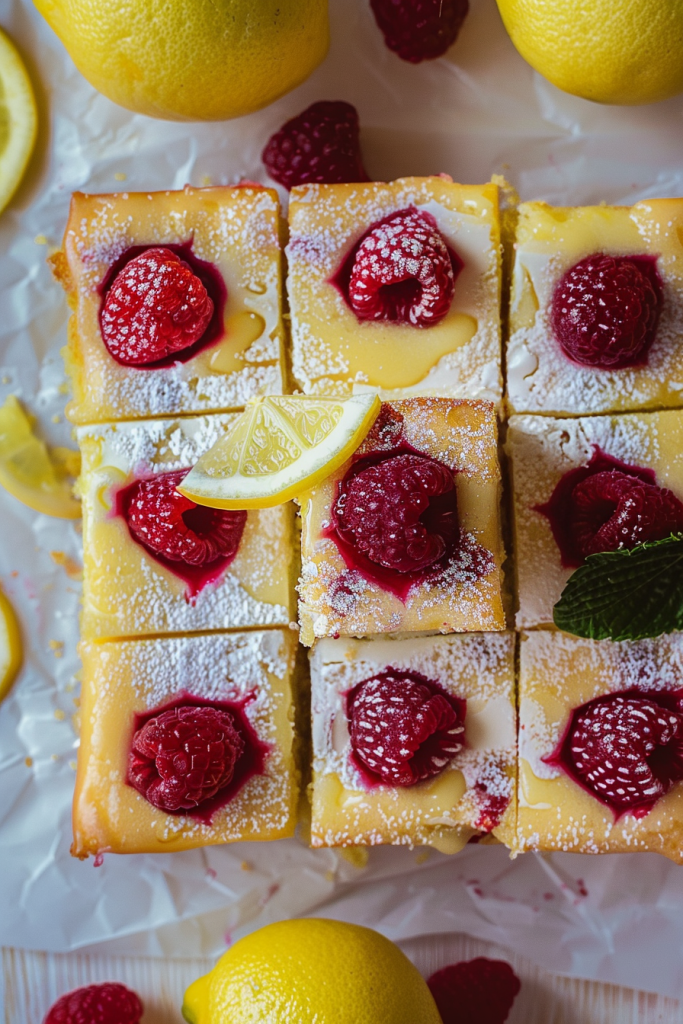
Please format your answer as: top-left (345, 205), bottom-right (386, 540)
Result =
top-left (128, 704), bottom-right (244, 813)
top-left (347, 670), bottom-right (465, 786)
top-left (370, 0), bottom-right (470, 63)
top-left (101, 247), bottom-right (214, 366)
top-left (44, 983), bottom-right (143, 1024)
top-left (262, 100), bottom-right (368, 190)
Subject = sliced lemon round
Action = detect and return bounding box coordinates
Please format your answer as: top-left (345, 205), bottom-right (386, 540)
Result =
top-left (0, 28), bottom-right (37, 215)
top-left (0, 587), bottom-right (21, 703)
top-left (0, 395), bottom-right (81, 518)
top-left (179, 393), bottom-right (381, 509)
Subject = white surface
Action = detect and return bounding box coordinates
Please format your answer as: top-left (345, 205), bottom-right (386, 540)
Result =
top-left (3, 0), bottom-right (683, 1001)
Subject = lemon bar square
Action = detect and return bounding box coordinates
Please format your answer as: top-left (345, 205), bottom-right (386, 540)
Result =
top-left (78, 414), bottom-right (296, 640)
top-left (516, 630), bottom-right (683, 862)
top-left (72, 630), bottom-right (298, 857)
top-left (53, 185), bottom-right (285, 425)
top-left (287, 176), bottom-right (502, 402)
top-left (310, 632), bottom-right (516, 851)
top-left (507, 200), bottom-right (683, 416)
top-left (507, 409), bottom-right (683, 628)
top-left (297, 398), bottom-right (506, 646)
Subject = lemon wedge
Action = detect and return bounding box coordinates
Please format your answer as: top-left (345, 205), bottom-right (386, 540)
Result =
top-left (0, 28), bottom-right (37, 215)
top-left (0, 587), bottom-right (21, 703)
top-left (179, 394), bottom-right (381, 509)
top-left (0, 395), bottom-right (81, 518)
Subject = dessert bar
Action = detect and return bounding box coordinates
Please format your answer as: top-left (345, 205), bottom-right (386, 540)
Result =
top-left (52, 184), bottom-right (285, 424)
top-left (507, 199), bottom-right (683, 416)
top-left (310, 632), bottom-right (516, 851)
top-left (297, 397), bottom-right (506, 646)
top-left (516, 630), bottom-right (683, 862)
top-left (288, 176), bottom-right (502, 403)
top-left (78, 414), bottom-right (296, 640)
top-left (73, 630), bottom-right (299, 856)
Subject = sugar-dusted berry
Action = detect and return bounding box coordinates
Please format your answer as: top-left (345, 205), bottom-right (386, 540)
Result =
top-left (347, 670), bottom-right (465, 786)
top-left (262, 100), bottom-right (368, 190)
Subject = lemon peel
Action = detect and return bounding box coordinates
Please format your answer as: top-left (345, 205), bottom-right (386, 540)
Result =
top-left (179, 394), bottom-right (381, 510)
top-left (0, 28), bottom-right (37, 214)
top-left (0, 395), bottom-right (81, 518)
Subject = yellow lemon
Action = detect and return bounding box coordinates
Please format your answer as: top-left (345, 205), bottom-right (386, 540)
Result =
top-left (0, 395), bottom-right (81, 518)
top-left (33, 0), bottom-right (329, 121)
top-left (496, 0), bottom-right (683, 105)
top-left (179, 393), bottom-right (380, 510)
top-left (182, 919), bottom-right (442, 1024)
top-left (0, 27), bottom-right (37, 214)
top-left (0, 587), bottom-right (21, 703)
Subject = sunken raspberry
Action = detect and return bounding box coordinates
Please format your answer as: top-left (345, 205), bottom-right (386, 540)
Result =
top-left (370, 0), bottom-right (469, 63)
top-left (124, 469), bottom-right (247, 567)
top-left (262, 100), bottom-right (368, 190)
top-left (44, 982), bottom-right (143, 1024)
top-left (570, 470), bottom-right (683, 559)
top-left (346, 207), bottom-right (458, 327)
top-left (347, 670), bottom-right (465, 786)
top-left (333, 451), bottom-right (458, 574)
top-left (551, 254), bottom-right (662, 370)
top-left (128, 704), bottom-right (244, 813)
top-left (427, 958), bottom-right (521, 1024)
top-left (557, 693), bottom-right (683, 817)
top-left (101, 247), bottom-right (214, 366)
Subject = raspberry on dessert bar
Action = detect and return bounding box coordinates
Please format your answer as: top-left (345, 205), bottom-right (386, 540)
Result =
top-left (287, 176), bottom-right (503, 402)
top-left (507, 200), bottom-right (683, 416)
top-left (262, 100), bottom-right (368, 190)
top-left (507, 409), bottom-right (683, 628)
top-left (51, 185), bottom-right (285, 425)
top-left (73, 630), bottom-right (298, 856)
top-left (78, 414), bottom-right (296, 640)
top-left (516, 630), bottom-right (683, 862)
top-left (297, 397), bottom-right (505, 645)
top-left (310, 632), bottom-right (516, 851)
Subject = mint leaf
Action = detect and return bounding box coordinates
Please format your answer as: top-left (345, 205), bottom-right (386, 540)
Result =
top-left (553, 534), bottom-right (683, 642)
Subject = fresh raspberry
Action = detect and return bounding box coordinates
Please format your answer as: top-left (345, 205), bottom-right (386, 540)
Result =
top-left (333, 451), bottom-right (458, 573)
top-left (563, 693), bottom-right (683, 816)
top-left (551, 254), bottom-right (662, 369)
top-left (370, 0), bottom-right (469, 63)
top-left (101, 247), bottom-right (214, 366)
top-left (347, 208), bottom-right (457, 327)
top-left (128, 704), bottom-right (244, 813)
top-left (570, 470), bottom-right (683, 559)
top-left (347, 670), bottom-right (465, 786)
top-left (262, 101), bottom-right (368, 190)
top-left (427, 958), bottom-right (521, 1024)
top-left (44, 983), bottom-right (143, 1024)
top-left (124, 469), bottom-right (246, 567)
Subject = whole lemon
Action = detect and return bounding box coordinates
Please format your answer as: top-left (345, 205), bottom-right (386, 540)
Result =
top-left (182, 918), bottom-right (442, 1024)
top-left (496, 0), bottom-right (683, 105)
top-left (33, 0), bottom-right (329, 121)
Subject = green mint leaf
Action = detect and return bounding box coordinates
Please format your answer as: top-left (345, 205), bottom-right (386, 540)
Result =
top-left (553, 534), bottom-right (683, 642)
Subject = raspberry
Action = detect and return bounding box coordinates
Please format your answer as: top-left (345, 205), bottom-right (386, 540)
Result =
top-left (262, 101), bottom-right (368, 190)
top-left (128, 704), bottom-right (244, 813)
top-left (347, 208), bottom-right (457, 327)
top-left (347, 670), bottom-right (465, 786)
top-left (101, 247), bottom-right (214, 366)
top-left (551, 254), bottom-right (662, 369)
top-left (370, 0), bottom-right (469, 63)
top-left (124, 469), bottom-right (246, 567)
top-left (570, 470), bottom-right (683, 559)
top-left (562, 693), bottom-right (683, 816)
top-left (44, 983), bottom-right (143, 1024)
top-left (427, 959), bottom-right (521, 1024)
top-left (333, 451), bottom-right (458, 573)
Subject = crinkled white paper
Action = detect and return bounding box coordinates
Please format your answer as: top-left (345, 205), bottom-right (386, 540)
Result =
top-left (2, 0), bottom-right (683, 999)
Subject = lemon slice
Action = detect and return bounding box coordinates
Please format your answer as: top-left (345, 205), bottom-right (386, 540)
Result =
top-left (0, 28), bottom-right (37, 215)
top-left (0, 395), bottom-right (81, 518)
top-left (0, 587), bottom-right (21, 703)
top-left (180, 394), bottom-right (381, 509)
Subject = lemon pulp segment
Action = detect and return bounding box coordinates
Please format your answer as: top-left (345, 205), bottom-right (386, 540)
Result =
top-left (0, 28), bottom-right (37, 214)
top-left (0, 587), bottom-right (21, 702)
